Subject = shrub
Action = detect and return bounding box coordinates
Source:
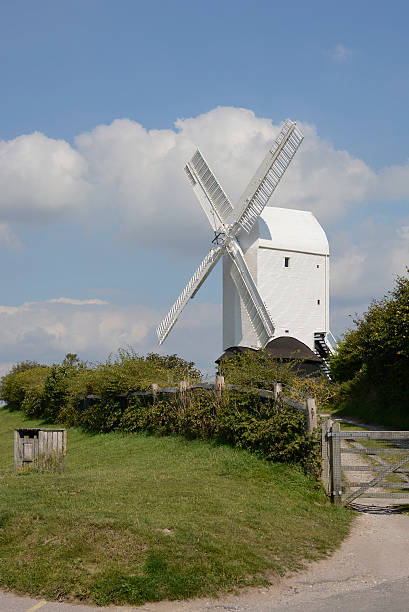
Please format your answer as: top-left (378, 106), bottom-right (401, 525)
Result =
top-left (0, 349), bottom-right (321, 475)
top-left (0, 366), bottom-right (49, 412)
top-left (219, 350), bottom-right (296, 388)
top-left (220, 349), bottom-right (336, 413)
top-left (330, 268), bottom-right (409, 426)
top-left (216, 391), bottom-right (320, 475)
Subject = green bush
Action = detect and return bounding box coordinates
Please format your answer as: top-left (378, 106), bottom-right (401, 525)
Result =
top-left (330, 269), bottom-right (409, 427)
top-left (220, 349), bottom-right (336, 413)
top-left (0, 365), bottom-right (49, 412)
top-left (0, 350), bottom-right (201, 422)
top-left (0, 349), bottom-right (320, 475)
top-left (216, 391), bottom-right (320, 475)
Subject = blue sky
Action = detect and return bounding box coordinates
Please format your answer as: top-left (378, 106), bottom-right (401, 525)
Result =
top-left (0, 0), bottom-right (408, 374)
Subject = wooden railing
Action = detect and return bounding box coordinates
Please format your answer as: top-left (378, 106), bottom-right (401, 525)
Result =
top-left (80, 376), bottom-right (318, 434)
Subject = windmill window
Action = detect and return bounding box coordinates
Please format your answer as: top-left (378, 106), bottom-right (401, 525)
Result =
top-left (317, 299), bottom-right (320, 305)
top-left (284, 257), bottom-right (290, 267)
top-left (285, 329), bottom-right (289, 333)
top-left (317, 264), bottom-right (320, 268)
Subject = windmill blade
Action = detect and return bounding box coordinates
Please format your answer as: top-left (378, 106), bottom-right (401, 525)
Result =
top-left (226, 239), bottom-right (275, 348)
top-left (185, 150), bottom-right (234, 232)
top-left (230, 120), bottom-right (304, 234)
top-left (157, 246), bottom-right (224, 345)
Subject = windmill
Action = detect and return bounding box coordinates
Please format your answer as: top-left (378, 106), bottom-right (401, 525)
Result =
top-left (156, 119), bottom-right (305, 350)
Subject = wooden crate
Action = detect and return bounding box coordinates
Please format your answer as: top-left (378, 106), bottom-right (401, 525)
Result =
top-left (14, 428), bottom-right (66, 472)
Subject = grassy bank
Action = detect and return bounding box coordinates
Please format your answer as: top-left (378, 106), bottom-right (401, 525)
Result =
top-left (0, 408), bottom-right (352, 606)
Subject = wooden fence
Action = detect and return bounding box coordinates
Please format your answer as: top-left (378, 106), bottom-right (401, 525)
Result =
top-left (80, 376), bottom-right (318, 434)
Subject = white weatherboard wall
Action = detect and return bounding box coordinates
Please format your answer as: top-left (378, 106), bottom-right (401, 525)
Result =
top-left (223, 207), bottom-right (329, 351)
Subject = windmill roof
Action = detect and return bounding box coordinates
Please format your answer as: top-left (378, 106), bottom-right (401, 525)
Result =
top-left (264, 336), bottom-right (321, 361)
top-left (216, 337), bottom-right (321, 364)
top-left (215, 346), bottom-right (257, 363)
top-left (258, 207), bottom-right (329, 255)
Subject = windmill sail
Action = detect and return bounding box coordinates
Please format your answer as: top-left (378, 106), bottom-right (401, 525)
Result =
top-left (156, 246), bottom-right (224, 345)
top-left (185, 150), bottom-right (234, 231)
top-left (230, 120), bottom-right (304, 234)
top-left (226, 239), bottom-right (275, 348)
top-left (157, 117), bottom-right (303, 347)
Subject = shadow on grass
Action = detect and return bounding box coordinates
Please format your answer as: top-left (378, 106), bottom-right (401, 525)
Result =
top-left (91, 552), bottom-right (205, 606)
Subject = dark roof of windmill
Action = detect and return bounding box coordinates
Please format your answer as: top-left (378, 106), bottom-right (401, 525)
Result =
top-left (216, 336), bottom-right (321, 364)
top-left (215, 345), bottom-right (257, 363)
top-left (265, 336), bottom-right (321, 361)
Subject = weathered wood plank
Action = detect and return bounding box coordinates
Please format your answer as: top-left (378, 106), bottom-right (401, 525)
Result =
top-left (52, 431), bottom-right (58, 453)
top-left (341, 448), bottom-right (409, 455)
top-left (331, 421), bottom-right (342, 505)
top-left (334, 431), bottom-right (409, 440)
top-left (304, 398), bottom-right (317, 434)
top-left (321, 419), bottom-right (333, 495)
top-left (14, 430), bottom-right (20, 472)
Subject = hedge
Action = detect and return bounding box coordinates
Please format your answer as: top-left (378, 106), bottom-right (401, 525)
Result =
top-left (0, 352), bottom-right (322, 476)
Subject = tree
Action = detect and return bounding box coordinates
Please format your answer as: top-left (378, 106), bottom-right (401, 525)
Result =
top-left (330, 268), bottom-right (409, 426)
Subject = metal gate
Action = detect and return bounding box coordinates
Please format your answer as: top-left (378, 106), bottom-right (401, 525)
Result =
top-left (322, 420), bottom-right (409, 505)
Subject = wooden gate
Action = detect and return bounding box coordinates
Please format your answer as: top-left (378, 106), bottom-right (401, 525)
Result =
top-left (322, 420), bottom-right (409, 505)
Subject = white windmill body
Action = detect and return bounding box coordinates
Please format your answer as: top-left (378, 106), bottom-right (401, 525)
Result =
top-left (156, 119), bottom-right (334, 363)
top-left (222, 207), bottom-right (330, 352)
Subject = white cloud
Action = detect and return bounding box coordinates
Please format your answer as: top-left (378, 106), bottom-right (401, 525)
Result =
top-left (330, 220), bottom-right (409, 337)
top-left (0, 132), bottom-right (89, 221)
top-left (375, 161), bottom-right (409, 200)
top-left (330, 44), bottom-right (352, 63)
top-left (0, 362), bottom-right (13, 380)
top-left (331, 247), bottom-right (367, 299)
top-left (0, 299), bottom-right (155, 360)
top-left (73, 108), bottom-right (380, 253)
top-left (331, 221), bottom-right (409, 302)
top-left (0, 222), bottom-right (21, 249)
top-left (398, 225), bottom-right (409, 241)
top-left (0, 107), bottom-right (408, 255)
top-left (48, 297), bottom-right (108, 306)
top-left (275, 123), bottom-right (375, 223)
top-left (0, 298), bottom-right (220, 372)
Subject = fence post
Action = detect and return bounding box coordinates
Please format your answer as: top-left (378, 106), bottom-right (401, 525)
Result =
top-left (152, 383), bottom-right (159, 403)
top-left (216, 375), bottom-right (225, 398)
top-left (305, 397), bottom-right (318, 434)
top-left (321, 419), bottom-right (333, 495)
top-left (273, 382), bottom-right (282, 400)
top-left (330, 421), bottom-right (342, 505)
top-left (179, 380), bottom-right (188, 408)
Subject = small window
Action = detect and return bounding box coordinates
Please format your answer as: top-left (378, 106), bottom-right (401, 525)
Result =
top-left (317, 299), bottom-right (320, 305)
top-left (285, 329), bottom-right (289, 333)
top-left (284, 257), bottom-right (290, 268)
top-left (317, 264), bottom-right (320, 268)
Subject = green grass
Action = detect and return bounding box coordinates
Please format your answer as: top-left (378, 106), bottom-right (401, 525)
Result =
top-left (0, 408), bottom-right (352, 606)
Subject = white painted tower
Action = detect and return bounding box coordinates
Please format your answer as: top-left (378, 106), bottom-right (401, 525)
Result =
top-left (223, 207), bottom-right (329, 351)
